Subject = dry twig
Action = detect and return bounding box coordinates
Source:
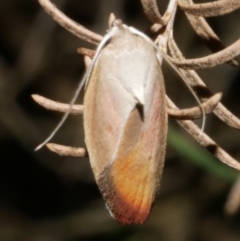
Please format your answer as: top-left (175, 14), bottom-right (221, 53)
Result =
top-left (177, 0), bottom-right (240, 17)
top-left (38, 0), bottom-right (102, 44)
top-left (32, 94), bottom-right (83, 114)
top-left (47, 143), bottom-right (87, 157)
top-left (179, 0), bottom-right (238, 66)
top-left (140, 0), bottom-right (166, 25)
top-left (167, 92), bottom-right (222, 120)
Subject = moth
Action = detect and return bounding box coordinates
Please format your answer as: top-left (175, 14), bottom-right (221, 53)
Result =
top-left (83, 19), bottom-right (167, 224)
top-left (34, 14), bottom-right (168, 224)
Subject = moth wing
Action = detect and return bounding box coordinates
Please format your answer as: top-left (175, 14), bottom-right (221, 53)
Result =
top-left (84, 28), bottom-right (167, 224)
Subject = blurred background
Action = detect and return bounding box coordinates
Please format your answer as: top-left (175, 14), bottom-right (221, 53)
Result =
top-left (0, 0), bottom-right (240, 240)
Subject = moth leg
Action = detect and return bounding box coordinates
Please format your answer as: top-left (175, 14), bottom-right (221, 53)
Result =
top-left (47, 143), bottom-right (88, 157)
top-left (167, 92), bottom-right (222, 120)
top-left (32, 94), bottom-right (83, 114)
top-left (77, 47), bottom-right (95, 59)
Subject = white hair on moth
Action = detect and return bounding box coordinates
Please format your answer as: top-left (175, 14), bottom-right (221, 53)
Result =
top-left (105, 203), bottom-right (116, 219)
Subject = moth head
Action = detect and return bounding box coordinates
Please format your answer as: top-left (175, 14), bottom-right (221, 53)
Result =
top-left (108, 13), bottom-right (123, 30)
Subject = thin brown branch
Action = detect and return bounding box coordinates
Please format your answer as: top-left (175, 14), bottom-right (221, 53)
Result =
top-left (140, 0), bottom-right (165, 25)
top-left (38, 0), bottom-right (102, 44)
top-left (167, 92), bottom-right (222, 120)
top-left (32, 94), bottom-right (83, 114)
top-left (147, 0), bottom-right (177, 39)
top-left (167, 38), bottom-right (240, 69)
top-left (181, 0), bottom-right (238, 66)
top-left (168, 98), bottom-right (240, 171)
top-left (47, 143), bottom-right (87, 157)
top-left (177, 0), bottom-right (240, 17)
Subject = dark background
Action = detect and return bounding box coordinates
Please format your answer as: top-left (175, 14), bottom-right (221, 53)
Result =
top-left (0, 0), bottom-right (240, 240)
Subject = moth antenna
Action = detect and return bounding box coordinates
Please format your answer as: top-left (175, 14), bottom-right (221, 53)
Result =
top-left (35, 24), bottom-right (121, 151)
top-left (35, 73), bottom-right (87, 151)
top-left (160, 45), bottom-right (206, 135)
top-left (182, 79), bottom-right (206, 135)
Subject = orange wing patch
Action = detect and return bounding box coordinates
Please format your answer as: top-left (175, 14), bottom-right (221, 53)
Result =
top-left (98, 146), bottom-right (156, 224)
